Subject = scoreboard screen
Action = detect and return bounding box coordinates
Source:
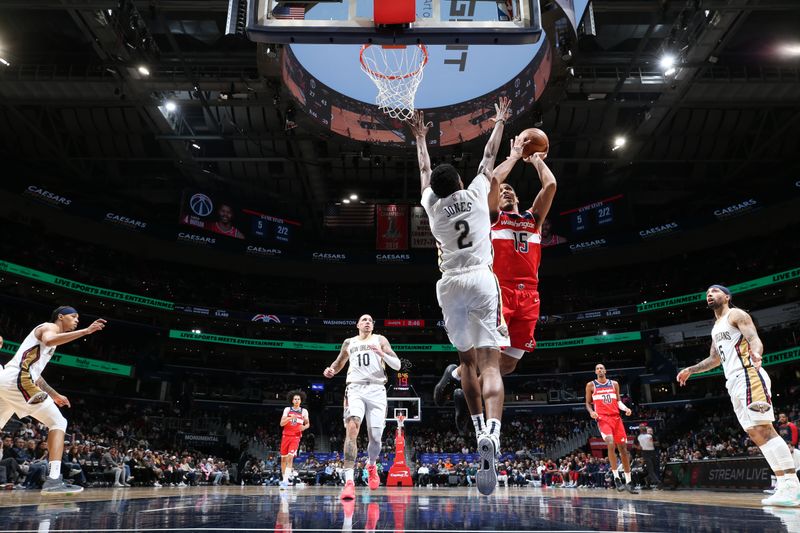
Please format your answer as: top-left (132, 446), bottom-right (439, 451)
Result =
top-left (247, 211), bottom-right (295, 245)
top-left (562, 194), bottom-right (623, 235)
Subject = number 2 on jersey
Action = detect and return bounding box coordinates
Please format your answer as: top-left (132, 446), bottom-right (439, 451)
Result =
top-left (455, 220), bottom-right (472, 249)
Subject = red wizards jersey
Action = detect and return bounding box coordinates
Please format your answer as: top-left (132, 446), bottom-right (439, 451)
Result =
top-left (282, 407), bottom-right (306, 437)
top-left (491, 210), bottom-right (542, 287)
top-left (592, 380), bottom-right (620, 418)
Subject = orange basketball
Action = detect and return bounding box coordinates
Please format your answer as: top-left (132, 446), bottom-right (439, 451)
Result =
top-left (520, 128), bottom-right (549, 158)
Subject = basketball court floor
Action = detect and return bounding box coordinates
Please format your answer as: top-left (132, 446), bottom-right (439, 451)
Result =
top-left (1, 486), bottom-right (798, 532)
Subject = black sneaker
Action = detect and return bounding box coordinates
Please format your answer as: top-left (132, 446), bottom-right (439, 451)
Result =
top-left (626, 482), bottom-right (640, 494)
top-left (614, 477), bottom-right (625, 492)
top-left (434, 364), bottom-right (458, 406)
top-left (453, 388), bottom-right (470, 436)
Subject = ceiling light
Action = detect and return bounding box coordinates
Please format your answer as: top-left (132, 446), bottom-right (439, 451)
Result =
top-left (612, 136), bottom-right (626, 150)
top-left (659, 54), bottom-right (675, 70)
top-left (137, 65), bottom-right (150, 76)
top-left (664, 66), bottom-right (676, 76)
top-left (778, 43), bottom-right (800, 57)
top-left (0, 58), bottom-right (9, 67)
top-left (164, 100), bottom-right (177, 112)
top-left (602, 331), bottom-right (608, 336)
top-left (349, 194), bottom-right (358, 200)
top-left (342, 199), bottom-right (351, 204)
top-left (191, 142), bottom-right (201, 150)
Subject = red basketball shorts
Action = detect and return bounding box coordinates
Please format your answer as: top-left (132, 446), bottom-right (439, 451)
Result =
top-left (597, 416), bottom-right (627, 445)
top-left (280, 434), bottom-right (301, 456)
top-left (500, 285), bottom-right (540, 358)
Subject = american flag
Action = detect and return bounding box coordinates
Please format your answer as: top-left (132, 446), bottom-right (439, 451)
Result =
top-left (324, 203), bottom-right (375, 227)
top-left (272, 3), bottom-right (306, 20)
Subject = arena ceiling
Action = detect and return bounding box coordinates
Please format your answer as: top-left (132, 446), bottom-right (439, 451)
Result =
top-left (0, 0), bottom-right (799, 240)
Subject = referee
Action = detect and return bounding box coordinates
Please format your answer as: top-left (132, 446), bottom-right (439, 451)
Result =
top-left (637, 424), bottom-right (661, 489)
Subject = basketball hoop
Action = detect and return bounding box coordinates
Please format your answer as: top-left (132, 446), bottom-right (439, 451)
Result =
top-left (359, 44), bottom-right (428, 122)
top-left (396, 414), bottom-right (406, 428)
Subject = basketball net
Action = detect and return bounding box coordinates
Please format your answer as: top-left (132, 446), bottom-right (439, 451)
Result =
top-left (360, 44), bottom-right (428, 122)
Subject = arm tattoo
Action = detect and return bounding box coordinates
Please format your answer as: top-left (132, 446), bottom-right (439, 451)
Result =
top-left (688, 353), bottom-right (720, 374)
top-left (35, 377), bottom-right (57, 396)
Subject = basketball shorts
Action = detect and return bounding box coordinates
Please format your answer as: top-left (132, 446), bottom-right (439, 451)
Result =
top-left (727, 367), bottom-right (774, 430)
top-left (436, 266), bottom-right (510, 353)
top-left (280, 434), bottom-right (302, 456)
top-left (343, 383), bottom-right (387, 428)
top-left (499, 284), bottom-right (540, 359)
top-left (0, 368), bottom-right (68, 431)
top-left (597, 416), bottom-right (627, 445)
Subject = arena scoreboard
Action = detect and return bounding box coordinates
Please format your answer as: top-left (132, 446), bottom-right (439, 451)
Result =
top-left (560, 194), bottom-right (624, 235)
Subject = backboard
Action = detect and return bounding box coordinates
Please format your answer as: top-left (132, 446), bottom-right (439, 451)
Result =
top-left (246, 0), bottom-right (542, 45)
top-left (386, 397), bottom-right (421, 423)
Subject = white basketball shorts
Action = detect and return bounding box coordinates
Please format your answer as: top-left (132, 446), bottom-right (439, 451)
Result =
top-left (726, 367), bottom-right (774, 431)
top-left (436, 265), bottom-right (510, 352)
top-left (343, 383), bottom-right (387, 429)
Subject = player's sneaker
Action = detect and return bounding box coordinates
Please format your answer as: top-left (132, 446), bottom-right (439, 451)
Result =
top-left (41, 476), bottom-right (84, 495)
top-left (477, 434), bottom-right (498, 496)
top-left (434, 363), bottom-right (458, 406)
top-left (761, 484), bottom-right (800, 507)
top-left (626, 482), bottom-right (640, 494)
top-left (453, 389), bottom-right (470, 436)
top-left (27, 391), bottom-right (49, 405)
top-left (340, 479), bottom-right (356, 501)
top-left (366, 502), bottom-right (380, 531)
top-left (367, 464), bottom-right (380, 490)
top-left (279, 480), bottom-right (288, 490)
top-left (614, 477), bottom-right (625, 492)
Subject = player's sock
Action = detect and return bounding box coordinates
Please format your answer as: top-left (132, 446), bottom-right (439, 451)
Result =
top-left (451, 367), bottom-right (461, 381)
top-left (624, 472), bottom-right (632, 484)
top-left (48, 461), bottom-right (61, 480)
top-left (471, 414), bottom-right (486, 435)
top-left (344, 468), bottom-right (354, 482)
top-left (611, 469), bottom-right (620, 480)
top-left (486, 418), bottom-right (501, 440)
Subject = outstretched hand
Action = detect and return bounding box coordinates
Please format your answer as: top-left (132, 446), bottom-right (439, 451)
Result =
top-left (409, 110), bottom-right (432, 138)
top-left (524, 151), bottom-right (547, 164)
top-left (491, 96), bottom-right (512, 124)
top-left (508, 135), bottom-right (529, 159)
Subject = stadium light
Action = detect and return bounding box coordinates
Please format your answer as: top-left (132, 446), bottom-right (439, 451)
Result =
top-left (349, 194), bottom-right (358, 200)
top-left (137, 65), bottom-right (150, 76)
top-left (0, 57), bottom-right (9, 67)
top-left (612, 136), bottom-right (626, 151)
top-left (343, 198), bottom-right (351, 204)
top-left (164, 100), bottom-right (177, 112)
top-left (778, 43), bottom-right (800, 57)
top-left (660, 54), bottom-right (677, 76)
top-left (191, 329), bottom-right (202, 334)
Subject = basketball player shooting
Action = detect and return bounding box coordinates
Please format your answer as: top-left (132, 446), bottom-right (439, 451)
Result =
top-left (0, 306), bottom-right (106, 494)
top-left (323, 314), bottom-right (401, 500)
top-left (410, 97), bottom-right (512, 496)
top-left (678, 285), bottom-right (800, 507)
top-left (278, 389), bottom-right (309, 489)
top-left (585, 364), bottom-right (639, 494)
top-left (435, 127), bottom-right (556, 434)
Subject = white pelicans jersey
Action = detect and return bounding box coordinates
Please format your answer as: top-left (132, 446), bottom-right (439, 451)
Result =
top-left (345, 335), bottom-right (387, 385)
top-left (421, 174), bottom-right (493, 273)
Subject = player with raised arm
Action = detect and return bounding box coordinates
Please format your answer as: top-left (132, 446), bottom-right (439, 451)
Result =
top-left (0, 306), bottom-right (106, 494)
top-left (678, 284), bottom-right (800, 506)
top-left (435, 129), bottom-right (556, 434)
top-left (323, 314), bottom-right (402, 500)
top-left (410, 97), bottom-right (512, 495)
top-left (278, 389), bottom-right (310, 489)
top-left (585, 363), bottom-right (639, 494)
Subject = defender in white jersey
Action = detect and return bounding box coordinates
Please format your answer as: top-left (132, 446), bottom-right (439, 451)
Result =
top-left (678, 285), bottom-right (800, 506)
top-left (323, 314), bottom-right (401, 500)
top-left (410, 98), bottom-right (512, 496)
top-left (0, 306), bottom-right (106, 494)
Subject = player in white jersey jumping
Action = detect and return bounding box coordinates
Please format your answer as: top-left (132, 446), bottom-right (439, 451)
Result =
top-left (323, 314), bottom-right (401, 500)
top-left (678, 284), bottom-right (800, 506)
top-left (410, 97), bottom-right (516, 496)
top-left (0, 306), bottom-right (106, 494)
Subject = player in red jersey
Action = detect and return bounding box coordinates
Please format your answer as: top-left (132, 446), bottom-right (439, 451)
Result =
top-left (279, 389), bottom-right (309, 489)
top-left (585, 364), bottom-right (639, 494)
top-left (434, 135), bottom-right (556, 433)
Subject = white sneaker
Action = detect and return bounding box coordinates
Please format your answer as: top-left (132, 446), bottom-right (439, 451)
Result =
top-left (153, 482), bottom-right (162, 488)
top-left (178, 482), bottom-right (187, 488)
top-left (114, 482), bottom-right (125, 488)
top-left (761, 484), bottom-right (800, 507)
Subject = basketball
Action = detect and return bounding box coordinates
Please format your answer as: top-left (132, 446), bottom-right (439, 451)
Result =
top-left (520, 128), bottom-right (549, 158)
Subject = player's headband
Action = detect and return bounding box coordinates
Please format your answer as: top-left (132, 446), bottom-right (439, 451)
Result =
top-left (708, 284), bottom-right (731, 297)
top-left (56, 306), bottom-right (78, 316)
